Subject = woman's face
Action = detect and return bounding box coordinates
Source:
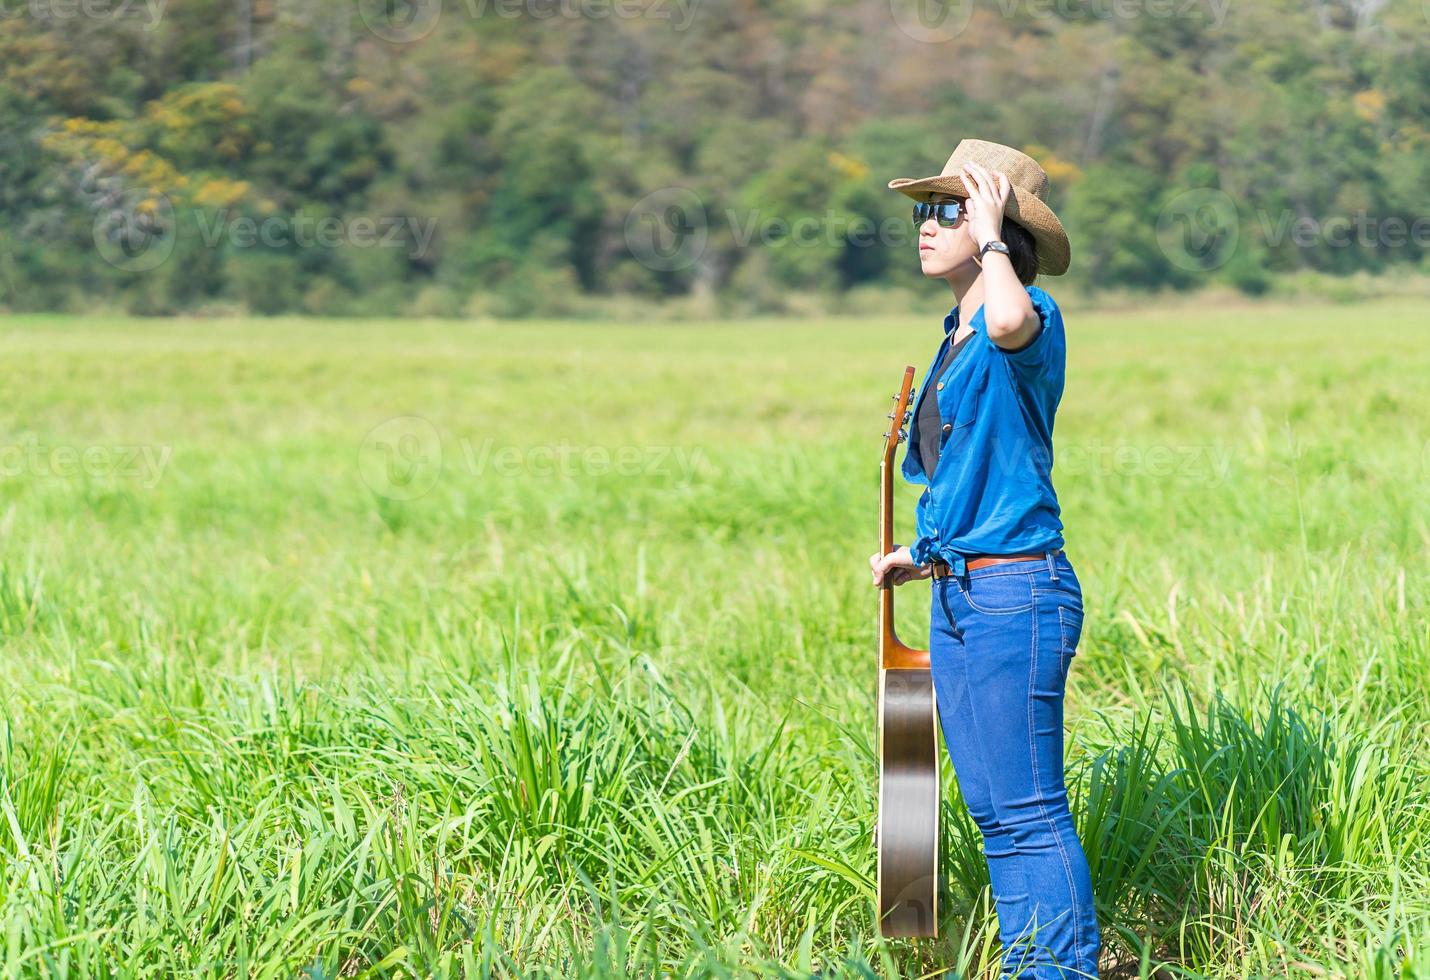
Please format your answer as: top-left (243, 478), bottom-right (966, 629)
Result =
top-left (916, 193), bottom-right (977, 279)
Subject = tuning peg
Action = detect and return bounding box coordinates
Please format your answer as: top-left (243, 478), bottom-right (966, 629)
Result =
top-left (896, 430), bottom-right (908, 442)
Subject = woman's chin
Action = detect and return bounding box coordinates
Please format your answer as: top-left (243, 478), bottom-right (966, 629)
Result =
top-left (921, 254), bottom-right (973, 277)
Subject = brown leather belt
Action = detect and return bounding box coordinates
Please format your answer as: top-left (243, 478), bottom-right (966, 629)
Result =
top-left (929, 549), bottom-right (1059, 579)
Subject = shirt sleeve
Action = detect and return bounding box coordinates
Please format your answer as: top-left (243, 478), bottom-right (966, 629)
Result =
top-left (908, 532), bottom-right (937, 567)
top-left (995, 286), bottom-right (1065, 391)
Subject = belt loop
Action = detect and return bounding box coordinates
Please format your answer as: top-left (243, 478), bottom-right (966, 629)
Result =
top-left (1046, 550), bottom-right (1059, 580)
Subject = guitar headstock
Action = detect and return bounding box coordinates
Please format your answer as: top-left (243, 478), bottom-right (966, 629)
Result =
top-left (882, 366), bottom-right (917, 465)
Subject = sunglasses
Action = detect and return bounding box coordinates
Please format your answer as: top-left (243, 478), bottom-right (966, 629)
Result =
top-left (912, 199), bottom-right (967, 229)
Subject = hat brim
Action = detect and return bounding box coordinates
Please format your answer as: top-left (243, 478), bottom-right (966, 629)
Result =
top-left (888, 174), bottom-right (1070, 276)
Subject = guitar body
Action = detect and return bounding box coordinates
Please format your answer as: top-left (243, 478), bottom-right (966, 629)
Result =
top-left (877, 666), bottom-right (940, 937)
top-left (875, 366), bottom-right (940, 939)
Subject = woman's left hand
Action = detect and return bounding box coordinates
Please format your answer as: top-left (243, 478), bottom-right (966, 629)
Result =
top-left (961, 161), bottom-right (1011, 251)
top-left (870, 545), bottom-right (933, 587)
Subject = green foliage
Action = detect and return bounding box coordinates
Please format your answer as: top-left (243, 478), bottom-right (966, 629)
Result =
top-left (0, 1), bottom-right (1427, 316)
top-left (1063, 164), bottom-right (1187, 292)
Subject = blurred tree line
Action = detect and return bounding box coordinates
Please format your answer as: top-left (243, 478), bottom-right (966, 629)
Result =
top-left (0, 0), bottom-right (1426, 316)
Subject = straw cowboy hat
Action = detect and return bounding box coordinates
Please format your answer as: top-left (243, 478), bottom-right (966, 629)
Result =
top-left (888, 139), bottom-right (1071, 276)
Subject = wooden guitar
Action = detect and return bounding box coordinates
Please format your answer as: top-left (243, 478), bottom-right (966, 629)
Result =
top-left (875, 365), bottom-right (940, 939)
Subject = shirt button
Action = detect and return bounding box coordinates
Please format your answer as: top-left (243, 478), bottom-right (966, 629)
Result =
top-left (942, 423), bottom-right (952, 433)
top-left (936, 382), bottom-right (944, 391)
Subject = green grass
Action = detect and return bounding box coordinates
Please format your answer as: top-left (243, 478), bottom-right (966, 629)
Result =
top-left (0, 300), bottom-right (1427, 978)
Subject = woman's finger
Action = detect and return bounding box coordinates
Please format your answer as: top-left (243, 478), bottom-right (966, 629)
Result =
top-left (961, 164), bottom-right (982, 199)
top-left (979, 163), bottom-right (1000, 203)
top-left (963, 162), bottom-right (990, 200)
top-left (979, 164), bottom-right (999, 203)
top-left (959, 164), bottom-right (977, 197)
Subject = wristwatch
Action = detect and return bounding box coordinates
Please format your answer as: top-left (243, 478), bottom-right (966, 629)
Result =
top-left (978, 239), bottom-right (1010, 260)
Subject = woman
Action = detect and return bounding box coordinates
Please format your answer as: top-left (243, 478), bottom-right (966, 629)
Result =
top-left (868, 139), bottom-right (1099, 979)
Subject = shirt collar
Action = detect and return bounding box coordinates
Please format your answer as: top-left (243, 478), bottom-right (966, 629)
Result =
top-left (942, 305), bottom-right (961, 336)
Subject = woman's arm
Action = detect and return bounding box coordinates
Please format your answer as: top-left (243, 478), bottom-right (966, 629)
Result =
top-left (959, 160), bottom-right (1040, 351)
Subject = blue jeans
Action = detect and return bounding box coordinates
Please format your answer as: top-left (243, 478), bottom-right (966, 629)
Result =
top-left (929, 550), bottom-right (1100, 978)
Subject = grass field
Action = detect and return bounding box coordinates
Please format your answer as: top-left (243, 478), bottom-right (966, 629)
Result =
top-left (0, 300), bottom-right (1427, 978)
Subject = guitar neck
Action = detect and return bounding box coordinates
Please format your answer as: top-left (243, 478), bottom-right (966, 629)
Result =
top-left (879, 366), bottom-right (929, 671)
top-left (878, 452), bottom-right (898, 659)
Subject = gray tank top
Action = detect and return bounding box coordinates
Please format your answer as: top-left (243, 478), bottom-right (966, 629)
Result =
top-left (917, 328), bottom-right (975, 478)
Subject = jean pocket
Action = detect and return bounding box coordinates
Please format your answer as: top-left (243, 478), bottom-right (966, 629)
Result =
top-left (1057, 605), bottom-right (1084, 669)
top-left (957, 572), bottom-right (1034, 614)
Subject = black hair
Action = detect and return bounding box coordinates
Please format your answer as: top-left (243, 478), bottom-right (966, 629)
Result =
top-left (999, 217), bottom-right (1039, 286)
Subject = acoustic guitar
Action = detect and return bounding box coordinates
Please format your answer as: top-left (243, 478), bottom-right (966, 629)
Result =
top-left (875, 365), bottom-right (940, 938)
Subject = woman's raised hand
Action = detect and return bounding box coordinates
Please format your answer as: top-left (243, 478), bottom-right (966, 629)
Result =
top-left (960, 161), bottom-right (1011, 251)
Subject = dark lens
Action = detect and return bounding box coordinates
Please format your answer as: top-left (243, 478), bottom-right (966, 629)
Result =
top-left (935, 201), bottom-right (963, 227)
top-left (912, 203), bottom-right (930, 228)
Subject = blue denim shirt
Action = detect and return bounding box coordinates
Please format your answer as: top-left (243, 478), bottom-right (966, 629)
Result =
top-left (902, 284), bottom-right (1067, 575)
